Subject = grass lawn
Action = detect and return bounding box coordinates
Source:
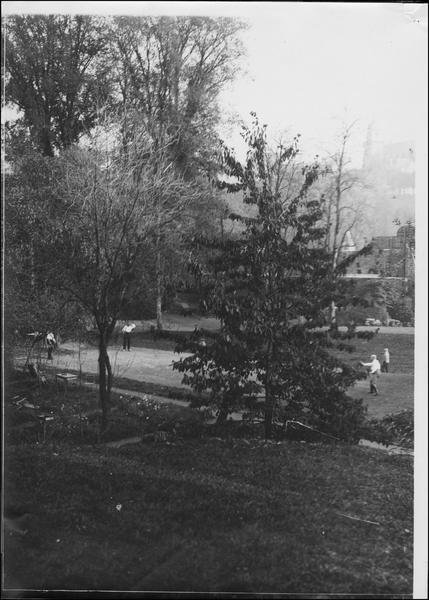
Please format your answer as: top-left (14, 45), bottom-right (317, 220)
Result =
top-left (105, 330), bottom-right (414, 375)
top-left (105, 331), bottom-right (416, 419)
top-left (338, 332), bottom-right (414, 420)
top-left (113, 332), bottom-right (414, 385)
top-left (4, 439), bottom-right (413, 596)
top-left (332, 332), bottom-right (414, 375)
top-left (347, 374), bottom-right (414, 420)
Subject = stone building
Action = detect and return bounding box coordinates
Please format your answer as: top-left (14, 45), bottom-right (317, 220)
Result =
top-left (343, 225), bottom-right (415, 279)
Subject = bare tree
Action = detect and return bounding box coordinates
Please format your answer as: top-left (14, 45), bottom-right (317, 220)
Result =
top-left (48, 113), bottom-right (198, 430)
top-left (319, 124), bottom-right (372, 327)
top-left (321, 123), bottom-right (370, 270)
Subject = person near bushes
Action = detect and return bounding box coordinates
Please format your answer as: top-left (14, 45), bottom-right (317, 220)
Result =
top-left (381, 347), bottom-right (390, 373)
top-left (122, 322), bottom-right (136, 351)
top-left (360, 354), bottom-right (381, 396)
top-left (46, 332), bottom-right (57, 360)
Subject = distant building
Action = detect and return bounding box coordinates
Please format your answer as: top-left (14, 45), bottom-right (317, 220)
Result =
top-left (341, 230), bottom-right (357, 254)
top-left (362, 127), bottom-right (415, 236)
top-left (343, 225), bottom-right (415, 279)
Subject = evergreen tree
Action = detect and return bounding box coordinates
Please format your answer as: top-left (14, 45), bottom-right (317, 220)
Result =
top-left (174, 116), bottom-right (370, 440)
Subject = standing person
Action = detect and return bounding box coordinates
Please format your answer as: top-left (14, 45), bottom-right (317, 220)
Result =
top-left (329, 301), bottom-right (338, 331)
top-left (360, 354), bottom-right (381, 396)
top-left (122, 322), bottom-right (135, 351)
top-left (46, 332), bottom-right (57, 360)
top-left (381, 348), bottom-right (390, 373)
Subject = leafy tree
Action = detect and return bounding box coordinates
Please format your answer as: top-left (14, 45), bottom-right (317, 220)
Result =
top-left (152, 177), bottom-right (222, 328)
top-left (379, 277), bottom-right (414, 323)
top-left (4, 15), bottom-right (111, 155)
top-left (388, 298), bottom-right (413, 324)
top-left (108, 17), bottom-right (245, 324)
top-left (4, 146), bottom-right (86, 337)
top-left (4, 14), bottom-right (240, 343)
top-left (110, 16), bottom-right (245, 178)
top-left (5, 112), bottom-right (199, 431)
top-left (174, 116), bottom-right (368, 440)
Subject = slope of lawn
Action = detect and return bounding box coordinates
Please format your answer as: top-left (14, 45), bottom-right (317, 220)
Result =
top-left (4, 439), bottom-right (413, 596)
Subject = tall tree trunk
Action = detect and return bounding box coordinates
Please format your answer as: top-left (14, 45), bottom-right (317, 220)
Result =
top-left (325, 197), bottom-right (332, 252)
top-left (264, 345), bottom-right (275, 439)
top-left (40, 127), bottom-right (54, 157)
top-left (29, 242), bottom-right (35, 289)
top-left (98, 348), bottom-right (107, 431)
top-left (331, 141), bottom-right (345, 272)
top-left (98, 330), bottom-right (112, 433)
top-left (329, 299), bottom-right (338, 331)
top-left (216, 398), bottom-right (230, 424)
top-left (155, 203), bottom-right (164, 331)
top-left (264, 257), bottom-right (276, 440)
top-left (156, 246), bottom-right (163, 331)
top-left (264, 384), bottom-right (274, 440)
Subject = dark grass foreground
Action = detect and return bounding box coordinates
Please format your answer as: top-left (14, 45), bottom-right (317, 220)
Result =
top-left (4, 439), bottom-right (413, 596)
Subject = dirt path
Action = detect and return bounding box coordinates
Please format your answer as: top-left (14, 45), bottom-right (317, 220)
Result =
top-left (44, 343), bottom-right (188, 389)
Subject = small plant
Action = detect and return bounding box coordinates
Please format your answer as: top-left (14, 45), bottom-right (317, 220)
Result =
top-left (362, 409), bottom-right (414, 449)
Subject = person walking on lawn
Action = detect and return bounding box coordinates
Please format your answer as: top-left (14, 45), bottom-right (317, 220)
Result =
top-left (381, 347), bottom-right (390, 373)
top-left (360, 354), bottom-right (381, 396)
top-left (122, 322), bottom-right (136, 351)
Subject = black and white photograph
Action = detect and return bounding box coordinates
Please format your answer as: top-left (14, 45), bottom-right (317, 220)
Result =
top-left (2, 2), bottom-right (427, 598)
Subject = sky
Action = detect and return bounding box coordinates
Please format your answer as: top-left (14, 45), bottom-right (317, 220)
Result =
top-left (218, 3), bottom-right (427, 165)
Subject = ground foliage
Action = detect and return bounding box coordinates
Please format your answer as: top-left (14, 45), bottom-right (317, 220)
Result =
top-left (4, 370), bottom-right (205, 446)
top-left (4, 437), bottom-right (413, 595)
top-left (363, 410), bottom-right (414, 450)
top-left (174, 117), bottom-right (375, 440)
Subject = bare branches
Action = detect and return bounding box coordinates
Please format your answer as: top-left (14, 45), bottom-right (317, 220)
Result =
top-left (45, 109), bottom-right (199, 330)
top-left (108, 16), bottom-right (246, 176)
top-left (319, 122), bottom-right (367, 270)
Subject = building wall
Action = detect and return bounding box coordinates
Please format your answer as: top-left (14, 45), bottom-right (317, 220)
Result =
top-left (343, 227), bottom-right (414, 279)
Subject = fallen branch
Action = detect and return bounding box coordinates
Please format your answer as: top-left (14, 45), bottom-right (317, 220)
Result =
top-left (336, 512), bottom-right (380, 526)
top-left (285, 420), bottom-right (340, 441)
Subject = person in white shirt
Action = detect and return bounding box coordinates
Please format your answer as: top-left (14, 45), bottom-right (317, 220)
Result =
top-left (360, 354), bottom-right (381, 396)
top-left (121, 322), bottom-right (136, 351)
top-left (381, 348), bottom-right (390, 373)
top-left (46, 332), bottom-right (57, 360)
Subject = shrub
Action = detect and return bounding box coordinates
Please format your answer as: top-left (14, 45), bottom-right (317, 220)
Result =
top-left (362, 409), bottom-right (413, 449)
